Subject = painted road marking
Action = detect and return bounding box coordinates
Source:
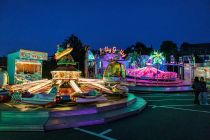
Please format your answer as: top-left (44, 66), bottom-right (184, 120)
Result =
top-left (74, 128), bottom-right (117, 140)
top-left (147, 98), bottom-right (210, 101)
top-left (140, 93), bottom-right (192, 96)
top-left (141, 95), bottom-right (210, 98)
top-left (100, 129), bottom-right (112, 135)
top-left (151, 105), bottom-right (157, 108)
top-left (152, 105), bottom-right (210, 114)
top-left (147, 99), bottom-right (193, 101)
top-left (149, 104), bottom-right (196, 107)
top-left (140, 95), bottom-right (195, 98)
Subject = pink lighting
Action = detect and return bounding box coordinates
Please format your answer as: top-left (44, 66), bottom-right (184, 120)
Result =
top-left (127, 66), bottom-right (177, 81)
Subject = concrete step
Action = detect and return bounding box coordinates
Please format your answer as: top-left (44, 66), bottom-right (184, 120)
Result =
top-left (0, 94), bottom-right (146, 131)
top-left (0, 125), bottom-right (45, 131)
top-left (45, 97), bottom-right (147, 131)
top-left (1, 111), bottom-right (49, 118)
top-left (128, 86), bottom-right (193, 93)
top-left (0, 111), bottom-right (49, 131)
top-left (50, 93), bottom-right (137, 117)
top-left (96, 94), bottom-right (137, 112)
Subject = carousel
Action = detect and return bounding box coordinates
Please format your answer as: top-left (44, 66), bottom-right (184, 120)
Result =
top-left (0, 46), bottom-right (147, 132)
top-left (103, 56), bottom-right (126, 83)
top-left (126, 51), bottom-right (192, 94)
top-left (51, 45), bottom-right (111, 103)
top-left (127, 51), bottom-right (177, 81)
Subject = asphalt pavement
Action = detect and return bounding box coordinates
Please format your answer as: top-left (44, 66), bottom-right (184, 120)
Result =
top-left (1, 93), bottom-right (210, 140)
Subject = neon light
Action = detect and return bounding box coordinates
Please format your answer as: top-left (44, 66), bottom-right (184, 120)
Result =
top-left (99, 46), bottom-right (126, 58)
top-left (149, 51), bottom-right (165, 65)
top-left (16, 61), bottom-right (42, 65)
top-left (120, 49), bottom-right (126, 58)
top-left (51, 71), bottom-right (81, 79)
top-left (54, 47), bottom-right (73, 60)
top-left (104, 46), bottom-right (112, 53)
top-left (88, 50), bottom-right (95, 60)
top-left (69, 80), bottom-right (82, 93)
top-left (112, 47), bottom-right (117, 53)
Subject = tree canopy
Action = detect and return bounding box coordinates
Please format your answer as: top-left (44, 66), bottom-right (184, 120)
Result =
top-left (125, 42), bottom-right (153, 55)
top-left (61, 34), bottom-right (86, 74)
top-left (160, 40), bottom-right (178, 63)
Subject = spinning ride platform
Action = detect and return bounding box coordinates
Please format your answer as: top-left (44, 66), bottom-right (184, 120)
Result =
top-left (126, 79), bottom-right (193, 94)
top-left (126, 65), bottom-right (193, 93)
top-left (125, 78), bottom-right (193, 93)
top-left (128, 85), bottom-right (193, 94)
top-left (0, 93), bottom-right (146, 131)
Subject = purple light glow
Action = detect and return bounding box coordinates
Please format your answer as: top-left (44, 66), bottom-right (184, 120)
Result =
top-left (51, 107), bottom-right (97, 117)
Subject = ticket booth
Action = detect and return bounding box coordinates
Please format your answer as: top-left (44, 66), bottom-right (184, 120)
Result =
top-left (7, 49), bottom-right (48, 84)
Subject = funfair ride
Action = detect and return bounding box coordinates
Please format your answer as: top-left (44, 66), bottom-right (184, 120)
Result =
top-left (100, 52), bottom-right (128, 94)
top-left (51, 45), bottom-right (112, 103)
top-left (103, 56), bottom-right (126, 83)
top-left (126, 51), bottom-right (183, 86)
top-left (4, 45), bottom-right (130, 105)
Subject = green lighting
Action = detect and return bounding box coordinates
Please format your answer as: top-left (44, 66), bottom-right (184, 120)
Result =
top-left (150, 51), bottom-right (165, 64)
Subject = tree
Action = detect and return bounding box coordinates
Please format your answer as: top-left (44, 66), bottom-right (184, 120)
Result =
top-left (194, 54), bottom-right (204, 63)
top-left (160, 41), bottom-right (178, 63)
top-left (0, 57), bottom-right (7, 68)
top-left (61, 34), bottom-right (86, 75)
top-left (180, 42), bottom-right (190, 56)
top-left (125, 42), bottom-right (153, 55)
top-left (42, 56), bottom-right (57, 79)
top-left (62, 34), bottom-right (84, 59)
top-left (180, 42), bottom-right (204, 63)
top-left (126, 51), bottom-right (141, 68)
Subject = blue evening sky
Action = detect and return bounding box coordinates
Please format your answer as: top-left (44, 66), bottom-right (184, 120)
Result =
top-left (0, 0), bottom-right (210, 56)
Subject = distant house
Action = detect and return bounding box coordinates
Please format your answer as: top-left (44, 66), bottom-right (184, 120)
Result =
top-left (180, 43), bottom-right (210, 63)
top-left (180, 43), bottom-right (210, 82)
top-left (0, 57), bottom-right (7, 68)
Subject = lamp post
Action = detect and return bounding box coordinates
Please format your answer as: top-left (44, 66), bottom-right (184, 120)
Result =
top-left (156, 63), bottom-right (159, 84)
top-left (75, 62), bottom-right (79, 72)
top-left (192, 55), bottom-right (195, 80)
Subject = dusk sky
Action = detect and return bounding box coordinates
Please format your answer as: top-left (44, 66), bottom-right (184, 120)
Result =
top-left (0, 0), bottom-right (210, 56)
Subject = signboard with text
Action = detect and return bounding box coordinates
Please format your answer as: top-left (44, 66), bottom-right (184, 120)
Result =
top-left (99, 46), bottom-right (126, 58)
top-left (19, 49), bottom-right (48, 60)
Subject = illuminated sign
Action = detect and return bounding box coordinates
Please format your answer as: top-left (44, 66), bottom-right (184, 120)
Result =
top-left (99, 46), bottom-right (126, 58)
top-left (20, 49), bottom-right (48, 60)
top-left (15, 59), bottom-right (42, 65)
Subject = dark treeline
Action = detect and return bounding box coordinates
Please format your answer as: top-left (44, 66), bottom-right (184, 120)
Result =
top-left (0, 34), bottom-right (205, 78)
top-left (42, 35), bottom-right (203, 78)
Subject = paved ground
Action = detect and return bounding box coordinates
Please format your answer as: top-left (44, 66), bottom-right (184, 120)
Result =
top-left (1, 93), bottom-right (210, 140)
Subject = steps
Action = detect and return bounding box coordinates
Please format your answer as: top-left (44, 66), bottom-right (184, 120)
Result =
top-left (0, 111), bottom-right (49, 131)
top-left (50, 93), bottom-right (137, 117)
top-left (128, 86), bottom-right (193, 94)
top-left (45, 97), bottom-right (146, 131)
top-left (0, 94), bottom-right (147, 131)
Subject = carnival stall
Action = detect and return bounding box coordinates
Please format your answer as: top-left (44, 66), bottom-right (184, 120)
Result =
top-left (7, 49), bottom-right (48, 84)
top-left (0, 67), bottom-right (9, 88)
